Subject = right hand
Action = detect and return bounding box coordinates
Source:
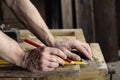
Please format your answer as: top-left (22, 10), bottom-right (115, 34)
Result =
top-left (54, 39), bottom-right (93, 61)
top-left (22, 47), bottom-right (67, 72)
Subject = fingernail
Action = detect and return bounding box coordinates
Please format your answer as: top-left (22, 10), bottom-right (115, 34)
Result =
top-left (90, 57), bottom-right (94, 61)
top-left (76, 56), bottom-right (81, 61)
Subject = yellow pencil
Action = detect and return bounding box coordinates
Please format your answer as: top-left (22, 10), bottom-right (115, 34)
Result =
top-left (64, 61), bottom-right (88, 65)
top-left (0, 59), bottom-right (88, 65)
top-left (0, 59), bottom-right (10, 65)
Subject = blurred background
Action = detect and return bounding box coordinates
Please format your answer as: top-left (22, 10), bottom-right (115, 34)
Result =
top-left (0, 0), bottom-right (120, 65)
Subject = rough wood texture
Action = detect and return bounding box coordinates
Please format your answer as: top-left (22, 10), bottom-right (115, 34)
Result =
top-left (20, 29), bottom-right (107, 80)
top-left (0, 29), bottom-right (82, 78)
top-left (90, 43), bottom-right (108, 80)
top-left (0, 29), bottom-right (107, 80)
top-left (0, 65), bottom-right (80, 78)
top-left (47, 43), bottom-right (108, 80)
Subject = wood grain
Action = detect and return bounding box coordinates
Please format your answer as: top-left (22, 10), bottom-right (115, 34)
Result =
top-left (0, 65), bottom-right (80, 78)
top-left (61, 0), bottom-right (73, 29)
top-left (0, 29), bottom-right (107, 80)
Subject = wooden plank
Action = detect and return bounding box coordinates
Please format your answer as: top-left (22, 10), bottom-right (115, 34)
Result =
top-left (94, 0), bottom-right (119, 62)
top-left (90, 43), bottom-right (108, 80)
top-left (0, 29), bottom-right (107, 80)
top-left (0, 78), bottom-right (19, 80)
top-left (43, 43), bottom-right (108, 80)
top-left (21, 78), bottom-right (32, 80)
top-left (0, 64), bottom-right (80, 78)
top-left (75, 29), bottom-right (86, 42)
top-left (48, 43), bottom-right (108, 80)
top-left (0, 29), bottom-right (81, 78)
top-left (75, 0), bottom-right (95, 42)
top-left (48, 61), bottom-right (99, 80)
top-left (61, 0), bottom-right (73, 29)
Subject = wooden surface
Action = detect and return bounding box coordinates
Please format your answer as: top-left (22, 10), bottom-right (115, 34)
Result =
top-left (0, 29), bottom-right (82, 78)
top-left (0, 65), bottom-right (80, 78)
top-left (0, 29), bottom-right (108, 80)
top-left (46, 43), bottom-right (108, 80)
top-left (20, 29), bottom-right (107, 80)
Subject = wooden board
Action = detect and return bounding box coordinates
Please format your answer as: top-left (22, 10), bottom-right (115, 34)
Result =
top-left (0, 65), bottom-right (80, 78)
top-left (0, 29), bottom-right (107, 80)
top-left (0, 29), bottom-right (83, 78)
top-left (20, 29), bottom-right (107, 80)
top-left (46, 43), bottom-right (108, 80)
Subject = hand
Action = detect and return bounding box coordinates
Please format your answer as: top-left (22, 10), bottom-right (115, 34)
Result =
top-left (22, 47), bottom-right (66, 72)
top-left (54, 39), bottom-right (93, 61)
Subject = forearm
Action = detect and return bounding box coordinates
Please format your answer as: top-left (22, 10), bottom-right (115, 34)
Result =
top-left (0, 31), bottom-right (25, 66)
top-left (4, 0), bottom-right (55, 46)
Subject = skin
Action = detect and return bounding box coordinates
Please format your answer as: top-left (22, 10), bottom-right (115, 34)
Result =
top-left (0, 0), bottom-right (93, 72)
top-left (0, 31), bottom-right (66, 72)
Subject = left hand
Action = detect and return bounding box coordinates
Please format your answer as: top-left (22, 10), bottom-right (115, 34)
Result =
top-left (54, 39), bottom-right (93, 61)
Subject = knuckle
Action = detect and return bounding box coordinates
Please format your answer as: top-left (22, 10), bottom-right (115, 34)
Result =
top-left (59, 59), bottom-right (64, 64)
top-left (56, 49), bottom-right (61, 53)
top-left (85, 43), bottom-right (89, 47)
top-left (72, 39), bottom-right (78, 42)
top-left (40, 59), bottom-right (46, 65)
top-left (52, 63), bottom-right (59, 68)
top-left (85, 43), bottom-right (89, 45)
top-left (40, 67), bottom-right (46, 71)
top-left (40, 53), bottom-right (46, 59)
top-left (43, 47), bottom-right (48, 51)
top-left (44, 47), bottom-right (52, 51)
top-left (52, 48), bottom-right (60, 54)
top-left (55, 63), bottom-right (59, 67)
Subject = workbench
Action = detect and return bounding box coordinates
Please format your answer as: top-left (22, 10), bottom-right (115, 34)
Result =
top-left (0, 29), bottom-right (108, 80)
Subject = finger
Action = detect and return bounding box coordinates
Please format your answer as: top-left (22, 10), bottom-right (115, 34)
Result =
top-left (50, 48), bottom-right (67, 59)
top-left (49, 55), bottom-right (64, 65)
top-left (62, 48), bottom-right (81, 61)
top-left (41, 67), bottom-right (55, 71)
top-left (72, 42), bottom-right (93, 60)
top-left (82, 43), bottom-right (92, 57)
top-left (47, 62), bottom-right (59, 68)
top-left (40, 60), bottom-right (58, 71)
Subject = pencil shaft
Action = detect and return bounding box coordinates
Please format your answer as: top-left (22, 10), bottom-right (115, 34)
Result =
top-left (64, 61), bottom-right (87, 65)
top-left (24, 39), bottom-right (41, 47)
top-left (24, 39), bottom-right (85, 64)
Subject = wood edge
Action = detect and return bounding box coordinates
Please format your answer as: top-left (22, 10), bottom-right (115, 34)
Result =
top-left (90, 43), bottom-right (108, 80)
